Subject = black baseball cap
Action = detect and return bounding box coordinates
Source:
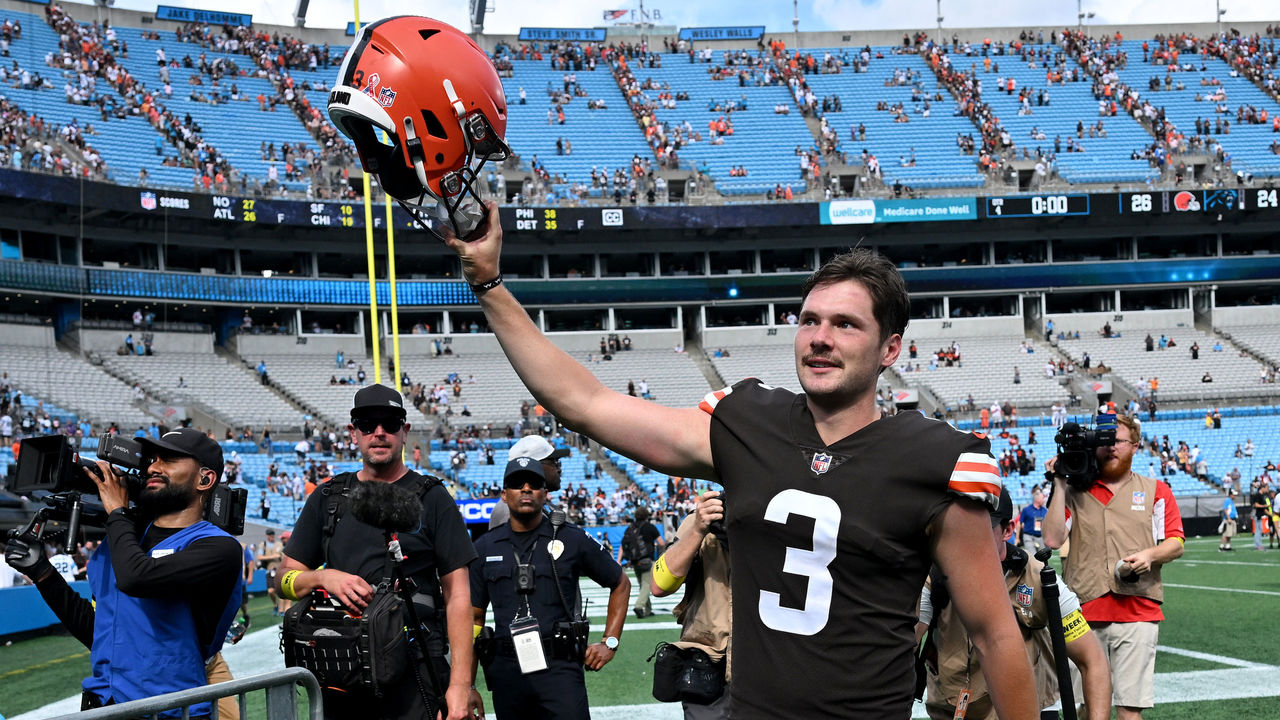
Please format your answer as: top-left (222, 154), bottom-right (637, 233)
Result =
top-left (138, 428), bottom-right (224, 473)
top-left (504, 456), bottom-right (547, 488)
top-left (351, 384), bottom-right (407, 420)
top-left (991, 485), bottom-right (1013, 525)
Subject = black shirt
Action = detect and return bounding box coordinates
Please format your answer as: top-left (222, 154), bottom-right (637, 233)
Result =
top-left (37, 510), bottom-right (242, 652)
top-left (704, 379), bottom-right (998, 719)
top-left (285, 471), bottom-right (476, 614)
top-left (1253, 490), bottom-right (1268, 518)
top-left (471, 516), bottom-right (622, 639)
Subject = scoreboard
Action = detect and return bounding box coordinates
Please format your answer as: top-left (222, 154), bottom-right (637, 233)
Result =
top-left (984, 194), bottom-right (1091, 218)
top-left (1117, 188), bottom-right (1278, 214)
top-left (0, 168), bottom-right (1276, 233)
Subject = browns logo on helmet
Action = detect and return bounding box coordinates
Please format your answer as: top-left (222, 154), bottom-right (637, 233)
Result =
top-left (328, 16), bottom-right (510, 240)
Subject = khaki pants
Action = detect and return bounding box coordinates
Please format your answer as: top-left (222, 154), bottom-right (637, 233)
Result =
top-left (206, 652), bottom-right (240, 720)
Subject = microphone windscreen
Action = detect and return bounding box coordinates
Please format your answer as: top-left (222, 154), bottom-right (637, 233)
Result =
top-left (349, 480), bottom-right (422, 533)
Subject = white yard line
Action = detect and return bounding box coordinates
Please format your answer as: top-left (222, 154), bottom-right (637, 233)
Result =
top-left (1165, 582), bottom-right (1280, 596)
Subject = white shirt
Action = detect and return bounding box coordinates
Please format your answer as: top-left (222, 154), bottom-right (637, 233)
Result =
top-left (49, 553), bottom-right (78, 581)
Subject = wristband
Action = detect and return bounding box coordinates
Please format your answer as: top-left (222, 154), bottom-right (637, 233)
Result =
top-left (280, 570), bottom-right (303, 601)
top-left (652, 555), bottom-right (685, 593)
top-left (469, 275), bottom-right (502, 295)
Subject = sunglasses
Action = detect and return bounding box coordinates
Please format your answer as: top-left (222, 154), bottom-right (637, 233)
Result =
top-left (504, 474), bottom-right (547, 491)
top-left (352, 417), bottom-right (404, 434)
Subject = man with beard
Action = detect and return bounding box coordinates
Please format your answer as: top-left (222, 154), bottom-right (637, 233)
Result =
top-left (470, 457), bottom-right (629, 719)
top-left (4, 428), bottom-right (244, 715)
top-left (279, 384), bottom-right (476, 720)
top-left (1043, 413), bottom-right (1184, 720)
top-left (442, 219), bottom-right (1036, 720)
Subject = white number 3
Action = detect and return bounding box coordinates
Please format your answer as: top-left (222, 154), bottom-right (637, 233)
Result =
top-left (758, 489), bottom-right (840, 635)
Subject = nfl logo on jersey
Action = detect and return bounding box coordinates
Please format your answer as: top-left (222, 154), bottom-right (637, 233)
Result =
top-left (139, 192), bottom-right (157, 210)
top-left (1015, 584), bottom-right (1033, 607)
top-left (811, 452), bottom-right (832, 475)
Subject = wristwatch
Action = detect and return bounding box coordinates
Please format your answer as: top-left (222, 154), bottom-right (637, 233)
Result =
top-left (603, 636), bottom-right (620, 651)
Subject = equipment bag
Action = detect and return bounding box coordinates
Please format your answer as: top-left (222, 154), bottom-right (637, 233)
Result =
top-left (282, 585), bottom-right (411, 697)
top-left (648, 642), bottom-right (726, 705)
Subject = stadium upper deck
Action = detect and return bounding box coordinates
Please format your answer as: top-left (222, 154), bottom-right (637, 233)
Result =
top-left (0, 0), bottom-right (1273, 204)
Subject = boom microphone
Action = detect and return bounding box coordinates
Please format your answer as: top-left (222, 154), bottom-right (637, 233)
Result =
top-left (349, 481), bottom-right (422, 533)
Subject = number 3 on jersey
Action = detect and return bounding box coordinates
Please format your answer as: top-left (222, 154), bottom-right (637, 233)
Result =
top-left (758, 489), bottom-right (840, 636)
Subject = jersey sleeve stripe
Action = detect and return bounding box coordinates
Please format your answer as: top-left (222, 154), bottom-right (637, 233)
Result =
top-left (953, 460), bottom-right (999, 474)
top-left (948, 479), bottom-right (1003, 497)
top-left (698, 387), bottom-right (732, 415)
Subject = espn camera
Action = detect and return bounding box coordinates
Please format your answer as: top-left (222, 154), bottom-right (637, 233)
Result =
top-left (8, 434), bottom-right (246, 554)
top-left (1052, 413), bottom-right (1119, 490)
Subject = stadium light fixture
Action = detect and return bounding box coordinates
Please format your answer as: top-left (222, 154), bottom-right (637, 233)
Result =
top-left (792, 0), bottom-right (799, 50)
top-left (728, 286), bottom-right (739, 298)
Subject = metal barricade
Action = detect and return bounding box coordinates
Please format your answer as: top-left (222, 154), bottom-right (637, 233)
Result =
top-left (51, 668), bottom-right (323, 720)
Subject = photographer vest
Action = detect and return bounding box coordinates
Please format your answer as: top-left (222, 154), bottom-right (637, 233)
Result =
top-left (670, 514), bottom-right (733, 681)
top-left (928, 549), bottom-right (1059, 713)
top-left (1063, 472), bottom-right (1163, 605)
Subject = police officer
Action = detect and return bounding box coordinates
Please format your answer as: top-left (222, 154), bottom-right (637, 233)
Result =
top-left (470, 457), bottom-right (631, 719)
top-left (918, 486), bottom-right (1112, 720)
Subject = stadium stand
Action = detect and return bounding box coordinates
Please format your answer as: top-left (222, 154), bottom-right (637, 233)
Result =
top-left (1055, 327), bottom-right (1275, 402)
top-left (806, 48), bottom-right (988, 189)
top-left (0, 342), bottom-right (154, 429)
top-left (1218, 323), bottom-right (1280, 369)
top-left (498, 56), bottom-right (652, 200)
top-left (99, 352), bottom-right (301, 430)
top-left (1137, 412), bottom-right (1280, 490)
top-left (897, 335), bottom-right (1072, 410)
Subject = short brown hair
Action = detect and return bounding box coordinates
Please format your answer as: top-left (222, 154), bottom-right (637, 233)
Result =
top-left (801, 249), bottom-right (910, 344)
top-left (1115, 413), bottom-right (1141, 442)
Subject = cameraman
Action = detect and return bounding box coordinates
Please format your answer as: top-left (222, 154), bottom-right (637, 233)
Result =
top-left (1043, 414), bottom-right (1183, 720)
top-left (4, 429), bottom-right (244, 715)
top-left (649, 490), bottom-right (731, 720)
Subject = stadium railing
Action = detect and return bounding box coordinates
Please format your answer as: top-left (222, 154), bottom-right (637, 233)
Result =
top-left (62, 668), bottom-right (323, 720)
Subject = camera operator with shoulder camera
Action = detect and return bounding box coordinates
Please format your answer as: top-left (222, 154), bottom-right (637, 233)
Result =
top-left (1043, 414), bottom-right (1183, 720)
top-left (4, 429), bottom-right (245, 716)
top-left (649, 489), bottom-right (732, 720)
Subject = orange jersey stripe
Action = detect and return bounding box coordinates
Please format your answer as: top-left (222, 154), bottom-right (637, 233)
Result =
top-left (953, 460), bottom-right (1000, 475)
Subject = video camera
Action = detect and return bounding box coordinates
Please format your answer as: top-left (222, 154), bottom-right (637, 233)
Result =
top-left (8, 433), bottom-right (246, 550)
top-left (1053, 413), bottom-right (1118, 490)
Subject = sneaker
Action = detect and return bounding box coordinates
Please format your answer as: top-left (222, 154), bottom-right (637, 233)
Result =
top-left (633, 608), bottom-right (644, 619)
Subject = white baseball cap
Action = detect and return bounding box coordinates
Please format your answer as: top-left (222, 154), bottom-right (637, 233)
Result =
top-left (507, 435), bottom-right (571, 463)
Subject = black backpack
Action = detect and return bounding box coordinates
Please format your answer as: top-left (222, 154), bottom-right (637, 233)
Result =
top-left (622, 521), bottom-right (654, 570)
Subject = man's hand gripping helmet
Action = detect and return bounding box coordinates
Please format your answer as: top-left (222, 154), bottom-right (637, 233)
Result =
top-left (327, 16), bottom-right (510, 240)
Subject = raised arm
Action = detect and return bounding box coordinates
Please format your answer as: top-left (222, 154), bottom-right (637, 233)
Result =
top-left (931, 501), bottom-right (1038, 720)
top-left (651, 492), bottom-right (721, 597)
top-left (1042, 468), bottom-right (1069, 549)
top-left (444, 203), bottom-right (715, 479)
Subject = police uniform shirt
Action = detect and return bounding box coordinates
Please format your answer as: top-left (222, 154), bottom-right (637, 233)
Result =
top-left (472, 518), bottom-right (621, 639)
top-left (700, 379), bottom-right (1001, 720)
top-left (286, 471), bottom-right (476, 612)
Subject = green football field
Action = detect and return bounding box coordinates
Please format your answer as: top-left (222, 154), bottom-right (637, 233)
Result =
top-left (2, 536), bottom-right (1277, 719)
